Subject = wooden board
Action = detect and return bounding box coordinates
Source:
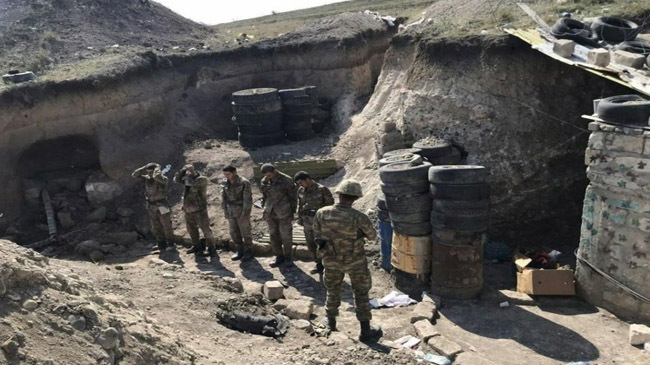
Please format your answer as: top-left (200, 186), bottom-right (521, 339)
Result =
top-left (253, 159), bottom-right (341, 180)
top-left (258, 223), bottom-right (308, 245)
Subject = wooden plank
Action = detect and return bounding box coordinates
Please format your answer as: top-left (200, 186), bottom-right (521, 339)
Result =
top-left (253, 159), bottom-right (340, 180)
top-left (516, 3), bottom-right (551, 32)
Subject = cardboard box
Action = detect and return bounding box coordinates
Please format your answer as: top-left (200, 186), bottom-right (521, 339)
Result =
top-left (514, 252), bottom-right (575, 296)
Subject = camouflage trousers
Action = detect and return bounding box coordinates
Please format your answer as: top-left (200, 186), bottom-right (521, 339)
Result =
top-left (302, 219), bottom-right (319, 262)
top-left (147, 203), bottom-right (174, 244)
top-left (322, 255), bottom-right (372, 322)
top-left (228, 215), bottom-right (253, 249)
top-left (266, 215), bottom-right (293, 258)
top-left (185, 208), bottom-right (214, 248)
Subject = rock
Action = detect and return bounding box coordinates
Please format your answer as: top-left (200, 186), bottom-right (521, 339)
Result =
top-left (149, 258), bottom-right (167, 266)
top-left (630, 324), bottom-right (650, 346)
top-left (22, 299), bottom-right (38, 311)
top-left (116, 207), bottom-right (134, 218)
top-left (68, 314), bottom-right (86, 331)
top-left (109, 232), bottom-right (138, 246)
top-left (427, 335), bottom-right (463, 358)
top-left (273, 299), bottom-right (290, 311)
top-left (1, 337), bottom-right (19, 355)
top-left (57, 211), bottom-right (76, 229)
top-left (222, 277), bottom-right (244, 293)
top-left (413, 319), bottom-right (439, 341)
top-left (162, 273), bottom-right (175, 279)
top-left (552, 39), bottom-right (575, 58)
top-left (0, 277), bottom-right (6, 296)
top-left (76, 240), bottom-right (101, 255)
top-left (263, 280), bottom-right (284, 300)
top-left (81, 305), bottom-right (100, 327)
top-left (422, 293), bottom-right (441, 307)
top-left (497, 290), bottom-right (535, 306)
top-left (87, 207), bottom-right (108, 222)
top-left (292, 319), bottom-right (312, 332)
top-left (252, 243), bottom-right (273, 256)
top-left (85, 173), bottom-right (123, 205)
top-left (100, 244), bottom-right (117, 254)
top-left (587, 48), bottom-right (610, 67)
top-left (613, 50), bottom-right (646, 69)
top-left (89, 250), bottom-right (105, 262)
top-left (410, 301), bottom-right (436, 323)
top-left (383, 122), bottom-right (397, 132)
top-left (97, 327), bottom-right (119, 350)
top-left (284, 299), bottom-right (314, 320)
top-left (454, 352), bottom-right (497, 364)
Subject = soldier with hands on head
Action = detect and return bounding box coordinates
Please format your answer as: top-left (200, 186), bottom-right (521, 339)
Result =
top-left (174, 164), bottom-right (215, 256)
top-left (294, 171), bottom-right (334, 274)
top-left (260, 163), bottom-right (297, 267)
top-left (221, 165), bottom-right (254, 261)
top-left (313, 179), bottom-right (382, 342)
top-left (132, 162), bottom-right (176, 252)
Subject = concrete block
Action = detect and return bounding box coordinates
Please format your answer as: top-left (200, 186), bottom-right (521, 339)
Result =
top-left (272, 299), bottom-right (290, 311)
top-left (410, 301), bottom-right (436, 323)
top-left (606, 134), bottom-right (645, 154)
top-left (284, 299), bottom-right (314, 320)
top-left (587, 48), bottom-right (611, 67)
top-left (613, 50), bottom-right (646, 69)
top-left (588, 132), bottom-right (604, 149)
top-left (588, 122), bottom-right (600, 131)
top-left (498, 290), bottom-right (535, 306)
top-left (454, 352), bottom-right (497, 365)
top-left (422, 293), bottom-right (441, 307)
top-left (427, 335), bottom-right (463, 357)
top-left (630, 324), bottom-right (650, 346)
top-left (263, 280), bottom-right (284, 300)
top-left (553, 39), bottom-right (575, 58)
top-left (413, 319), bottom-right (439, 341)
top-left (637, 33), bottom-right (650, 43)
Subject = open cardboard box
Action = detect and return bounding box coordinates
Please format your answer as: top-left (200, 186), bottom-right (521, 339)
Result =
top-left (514, 252), bottom-right (575, 296)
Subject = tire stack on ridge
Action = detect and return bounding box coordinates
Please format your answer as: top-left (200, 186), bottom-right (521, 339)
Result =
top-left (232, 88), bottom-right (284, 148)
top-left (379, 156), bottom-right (433, 296)
top-left (279, 87), bottom-right (317, 141)
top-left (429, 165), bottom-right (490, 299)
top-left (377, 193), bottom-right (392, 272)
top-left (413, 138), bottom-right (462, 165)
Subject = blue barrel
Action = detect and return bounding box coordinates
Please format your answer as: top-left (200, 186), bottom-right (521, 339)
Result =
top-left (378, 220), bottom-right (393, 272)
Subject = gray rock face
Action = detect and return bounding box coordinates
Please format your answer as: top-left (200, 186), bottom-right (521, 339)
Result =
top-left (97, 327), bottom-right (119, 350)
top-left (22, 299), bottom-right (38, 311)
top-left (68, 314), bottom-right (87, 331)
top-left (57, 211), bottom-right (76, 229)
top-left (87, 207), bottom-right (108, 222)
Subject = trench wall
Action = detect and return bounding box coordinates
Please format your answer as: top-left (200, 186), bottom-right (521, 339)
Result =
top-left (576, 121), bottom-right (650, 323)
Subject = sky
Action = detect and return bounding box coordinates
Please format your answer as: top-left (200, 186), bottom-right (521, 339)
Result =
top-left (154, 0), bottom-right (351, 25)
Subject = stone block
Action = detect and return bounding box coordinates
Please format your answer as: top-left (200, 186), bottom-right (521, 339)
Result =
top-left (587, 48), bottom-right (610, 67)
top-left (422, 293), bottom-right (441, 307)
top-left (252, 243), bottom-right (273, 257)
top-left (272, 299), bottom-right (290, 311)
top-left (630, 324), bottom-right (650, 346)
top-left (588, 132), bottom-right (604, 149)
top-left (410, 301), bottom-right (436, 323)
top-left (588, 122), bottom-right (600, 131)
top-left (292, 319), bottom-right (312, 332)
top-left (293, 246), bottom-right (313, 261)
top-left (613, 50), bottom-right (646, 69)
top-left (637, 33), bottom-right (650, 43)
top-left (284, 299), bottom-right (314, 320)
top-left (412, 319), bottom-right (439, 341)
top-left (454, 352), bottom-right (497, 365)
top-left (263, 280), bottom-right (284, 300)
top-left (605, 134), bottom-right (645, 154)
top-left (498, 290), bottom-right (535, 306)
top-left (427, 335), bottom-right (463, 357)
top-left (552, 39), bottom-right (575, 58)
top-left (57, 212), bottom-right (76, 229)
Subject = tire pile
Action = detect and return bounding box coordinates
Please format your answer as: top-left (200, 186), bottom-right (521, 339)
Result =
top-left (412, 138), bottom-right (459, 165)
top-left (596, 95), bottom-right (650, 126)
top-left (428, 165), bottom-right (490, 299)
top-left (279, 87), bottom-right (317, 141)
top-left (232, 88), bottom-right (284, 148)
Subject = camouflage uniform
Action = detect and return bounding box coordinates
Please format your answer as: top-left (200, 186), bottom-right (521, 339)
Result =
top-left (313, 204), bottom-right (377, 322)
top-left (298, 183), bottom-right (334, 261)
top-left (132, 165), bottom-right (175, 245)
top-left (173, 171), bottom-right (214, 248)
top-left (261, 171), bottom-right (297, 258)
top-left (221, 175), bottom-right (253, 249)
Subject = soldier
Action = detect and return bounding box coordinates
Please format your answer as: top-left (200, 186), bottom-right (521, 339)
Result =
top-left (221, 165), bottom-right (254, 261)
top-left (313, 179), bottom-right (383, 342)
top-left (294, 171), bottom-right (334, 274)
top-left (173, 164), bottom-right (215, 256)
top-left (132, 163), bottom-right (176, 252)
top-left (260, 163), bottom-right (297, 267)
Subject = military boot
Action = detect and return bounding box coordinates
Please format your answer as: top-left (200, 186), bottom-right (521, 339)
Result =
top-left (165, 242), bottom-right (177, 252)
top-left (206, 244), bottom-right (217, 257)
top-left (157, 241), bottom-right (167, 251)
top-left (359, 321), bottom-right (383, 342)
top-left (269, 255), bottom-right (285, 268)
top-left (187, 241), bottom-right (205, 255)
top-left (231, 248), bottom-right (244, 261)
top-left (240, 248), bottom-right (254, 261)
top-left (310, 261), bottom-right (324, 274)
top-left (323, 316), bottom-right (337, 331)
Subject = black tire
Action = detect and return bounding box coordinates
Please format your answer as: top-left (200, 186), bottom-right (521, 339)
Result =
top-left (385, 193), bottom-right (432, 214)
top-left (233, 111), bottom-right (283, 126)
top-left (284, 104), bottom-right (316, 115)
top-left (615, 40), bottom-right (650, 56)
top-left (232, 88), bottom-right (279, 104)
top-left (550, 18), bottom-right (601, 48)
top-left (432, 199), bottom-right (490, 216)
top-left (237, 115), bottom-right (283, 134)
top-left (389, 210), bottom-right (430, 223)
top-left (383, 148), bottom-right (423, 158)
top-left (278, 88), bottom-right (308, 99)
top-left (432, 229), bottom-right (488, 246)
top-left (378, 153), bottom-right (422, 168)
top-left (379, 161), bottom-right (432, 184)
top-left (381, 179), bottom-right (429, 196)
top-left (282, 96), bottom-right (313, 106)
top-left (412, 139), bottom-right (453, 160)
top-left (429, 183), bottom-right (490, 201)
top-left (232, 100), bottom-right (282, 114)
top-left (591, 16), bottom-right (640, 43)
top-left (392, 221), bottom-right (432, 236)
top-left (430, 211), bottom-right (489, 232)
top-left (238, 132), bottom-right (284, 148)
top-left (596, 95), bottom-right (650, 125)
top-left (429, 147), bottom-right (462, 166)
top-left (312, 120), bottom-right (326, 133)
top-left (428, 165), bottom-right (486, 184)
top-left (377, 193), bottom-right (388, 211)
top-left (285, 129), bottom-right (315, 141)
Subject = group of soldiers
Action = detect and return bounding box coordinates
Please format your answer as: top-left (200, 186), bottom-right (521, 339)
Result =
top-left (131, 162), bottom-right (382, 341)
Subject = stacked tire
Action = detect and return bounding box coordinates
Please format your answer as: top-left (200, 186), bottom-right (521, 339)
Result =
top-left (413, 138), bottom-right (462, 165)
top-left (279, 87), bottom-right (317, 141)
top-left (429, 165), bottom-right (490, 299)
top-left (377, 193), bottom-right (392, 272)
top-left (232, 88), bottom-right (284, 148)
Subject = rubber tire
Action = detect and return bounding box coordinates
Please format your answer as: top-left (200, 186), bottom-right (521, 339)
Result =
top-left (429, 165), bottom-right (486, 184)
top-left (238, 132), bottom-right (284, 148)
top-left (429, 183), bottom-right (491, 201)
top-left (432, 229), bottom-right (487, 246)
top-left (432, 199), bottom-right (490, 216)
top-left (429, 147), bottom-right (462, 166)
top-left (377, 193), bottom-right (388, 211)
top-left (285, 128), bottom-right (315, 141)
top-left (379, 161), bottom-right (432, 184)
top-left (237, 116), bottom-right (283, 134)
top-left (392, 221), bottom-right (432, 236)
top-left (591, 16), bottom-right (640, 43)
top-left (596, 95), bottom-right (650, 125)
top-left (381, 179), bottom-right (430, 196)
top-left (615, 40), bottom-right (650, 56)
top-left (282, 96), bottom-right (313, 106)
top-left (231, 100), bottom-right (282, 114)
top-left (382, 148), bottom-right (423, 158)
top-left (233, 111), bottom-right (283, 126)
top-left (430, 211), bottom-right (489, 232)
top-left (378, 153), bottom-right (422, 168)
top-left (412, 139), bottom-right (453, 159)
top-left (385, 193), bottom-right (432, 214)
top-left (232, 88), bottom-right (279, 104)
top-left (389, 210), bottom-right (430, 223)
top-left (312, 120), bottom-right (326, 133)
top-left (278, 88), bottom-right (308, 99)
top-left (550, 18), bottom-right (601, 48)
top-left (284, 104), bottom-right (316, 115)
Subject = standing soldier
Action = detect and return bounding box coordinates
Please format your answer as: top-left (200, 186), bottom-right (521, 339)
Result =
top-left (221, 165), bottom-right (254, 261)
top-left (260, 164), bottom-right (297, 267)
top-left (173, 164), bottom-right (215, 256)
top-left (313, 179), bottom-right (382, 342)
top-left (294, 171), bottom-right (334, 274)
top-left (132, 163), bottom-right (176, 252)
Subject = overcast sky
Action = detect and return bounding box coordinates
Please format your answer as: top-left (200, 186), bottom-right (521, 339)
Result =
top-left (154, 0), bottom-right (351, 25)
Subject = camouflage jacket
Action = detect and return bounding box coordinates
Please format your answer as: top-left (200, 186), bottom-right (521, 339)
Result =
top-left (173, 172), bottom-right (209, 213)
top-left (313, 203), bottom-right (377, 262)
top-left (132, 166), bottom-right (169, 205)
top-left (298, 183), bottom-right (334, 219)
top-left (260, 171), bottom-right (297, 219)
top-left (221, 176), bottom-right (253, 218)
